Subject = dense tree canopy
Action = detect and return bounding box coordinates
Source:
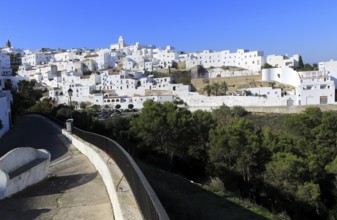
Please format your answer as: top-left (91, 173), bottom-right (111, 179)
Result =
top-left (11, 80), bottom-right (45, 116)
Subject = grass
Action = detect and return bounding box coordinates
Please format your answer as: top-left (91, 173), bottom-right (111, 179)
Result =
top-left (137, 161), bottom-right (288, 220)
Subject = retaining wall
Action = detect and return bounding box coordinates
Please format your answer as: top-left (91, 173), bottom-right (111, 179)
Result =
top-left (62, 130), bottom-right (143, 220)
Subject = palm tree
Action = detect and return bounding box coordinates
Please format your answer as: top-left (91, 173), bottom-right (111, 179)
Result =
top-left (220, 81), bottom-right (228, 95)
top-left (203, 84), bottom-right (212, 96)
top-left (211, 83), bottom-right (220, 96)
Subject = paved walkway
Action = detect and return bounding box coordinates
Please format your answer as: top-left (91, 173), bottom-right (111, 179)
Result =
top-left (0, 115), bottom-right (114, 220)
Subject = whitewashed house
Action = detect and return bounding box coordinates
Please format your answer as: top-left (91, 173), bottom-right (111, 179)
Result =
top-left (153, 46), bottom-right (179, 68)
top-left (262, 66), bottom-right (335, 105)
top-left (21, 52), bottom-right (52, 66)
top-left (319, 60), bottom-right (337, 85)
top-left (0, 76), bottom-right (12, 138)
top-left (0, 53), bottom-right (12, 76)
top-left (266, 54), bottom-right (300, 68)
top-left (185, 49), bottom-right (264, 72)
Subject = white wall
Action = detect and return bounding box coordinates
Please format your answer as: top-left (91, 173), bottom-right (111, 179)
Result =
top-left (240, 87), bottom-right (282, 98)
top-left (21, 53), bottom-right (51, 66)
top-left (0, 91), bottom-right (12, 138)
top-left (0, 54), bottom-right (11, 69)
top-left (0, 147), bottom-right (50, 199)
top-left (186, 49), bottom-right (264, 72)
top-left (319, 60), bottom-right (337, 85)
top-left (266, 54), bottom-right (299, 68)
top-left (62, 131), bottom-right (143, 220)
top-left (0, 54), bottom-right (12, 76)
top-left (175, 92), bottom-right (294, 108)
top-left (262, 67), bottom-right (300, 87)
top-left (262, 67), bottom-right (336, 105)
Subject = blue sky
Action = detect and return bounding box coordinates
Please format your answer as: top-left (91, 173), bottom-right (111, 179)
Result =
top-left (1, 0), bottom-right (337, 63)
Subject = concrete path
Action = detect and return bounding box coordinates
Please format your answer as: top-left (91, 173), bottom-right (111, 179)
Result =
top-left (0, 115), bottom-right (114, 220)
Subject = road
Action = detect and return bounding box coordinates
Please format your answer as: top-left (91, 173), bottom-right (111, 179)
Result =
top-left (0, 114), bottom-right (70, 162)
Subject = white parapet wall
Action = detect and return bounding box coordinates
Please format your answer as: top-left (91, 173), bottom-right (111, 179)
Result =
top-left (0, 147), bottom-right (50, 200)
top-left (62, 129), bottom-right (143, 220)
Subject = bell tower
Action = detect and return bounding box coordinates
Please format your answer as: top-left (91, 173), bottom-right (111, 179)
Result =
top-left (5, 39), bottom-right (11, 48)
top-left (118, 36), bottom-right (125, 49)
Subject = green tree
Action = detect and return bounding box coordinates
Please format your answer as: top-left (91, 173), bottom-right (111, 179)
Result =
top-left (263, 152), bottom-right (306, 195)
top-left (130, 100), bottom-right (194, 159)
top-left (212, 105), bottom-right (233, 127)
top-left (29, 97), bottom-right (53, 114)
top-left (128, 104), bottom-right (134, 110)
top-left (203, 84), bottom-right (212, 96)
top-left (232, 106), bottom-right (248, 119)
top-left (56, 107), bottom-right (70, 121)
top-left (219, 81), bottom-right (228, 95)
top-left (211, 83), bottom-right (220, 96)
top-left (80, 101), bottom-right (88, 109)
top-left (296, 182), bottom-right (321, 208)
top-left (263, 63), bottom-right (274, 69)
top-left (11, 80), bottom-right (44, 115)
top-left (263, 152), bottom-right (322, 216)
top-left (115, 104), bottom-right (121, 109)
top-left (209, 119), bottom-right (267, 182)
top-left (91, 104), bottom-right (101, 111)
top-left (298, 56), bottom-right (304, 70)
top-left (189, 110), bottom-right (215, 166)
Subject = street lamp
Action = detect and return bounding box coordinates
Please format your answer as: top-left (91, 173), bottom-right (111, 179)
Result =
top-left (68, 88), bottom-right (73, 119)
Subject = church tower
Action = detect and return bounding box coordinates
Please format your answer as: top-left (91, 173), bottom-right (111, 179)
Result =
top-left (118, 36), bottom-right (125, 49)
top-left (6, 39), bottom-right (11, 48)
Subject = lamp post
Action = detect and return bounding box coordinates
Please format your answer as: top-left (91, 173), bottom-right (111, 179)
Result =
top-left (68, 88), bottom-right (73, 119)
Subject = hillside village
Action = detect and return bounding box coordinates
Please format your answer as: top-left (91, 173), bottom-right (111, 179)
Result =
top-left (1, 36), bottom-right (337, 137)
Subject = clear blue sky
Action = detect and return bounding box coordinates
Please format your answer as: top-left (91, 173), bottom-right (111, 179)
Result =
top-left (2, 0), bottom-right (337, 63)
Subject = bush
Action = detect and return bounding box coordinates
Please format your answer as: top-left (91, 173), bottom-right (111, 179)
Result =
top-left (207, 177), bottom-right (225, 195)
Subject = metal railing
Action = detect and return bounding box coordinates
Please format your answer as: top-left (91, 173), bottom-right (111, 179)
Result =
top-left (72, 127), bottom-right (169, 220)
top-left (24, 113), bottom-right (169, 219)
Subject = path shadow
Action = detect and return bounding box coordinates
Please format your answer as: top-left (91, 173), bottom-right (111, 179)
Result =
top-left (0, 208), bottom-right (51, 220)
top-left (11, 172), bottom-right (98, 198)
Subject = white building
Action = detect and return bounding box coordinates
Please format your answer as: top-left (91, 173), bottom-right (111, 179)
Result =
top-left (1, 47), bottom-right (24, 56)
top-left (0, 53), bottom-right (12, 76)
top-left (50, 60), bottom-right (82, 72)
top-left (0, 76), bottom-right (12, 138)
top-left (262, 67), bottom-right (335, 105)
top-left (18, 64), bottom-right (58, 83)
top-left (185, 49), bottom-right (264, 72)
top-left (266, 54), bottom-right (300, 68)
top-left (319, 60), bottom-right (337, 85)
top-left (21, 52), bottom-right (52, 66)
top-left (102, 94), bottom-right (174, 109)
top-left (153, 46), bottom-right (179, 68)
top-left (110, 36), bottom-right (127, 50)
